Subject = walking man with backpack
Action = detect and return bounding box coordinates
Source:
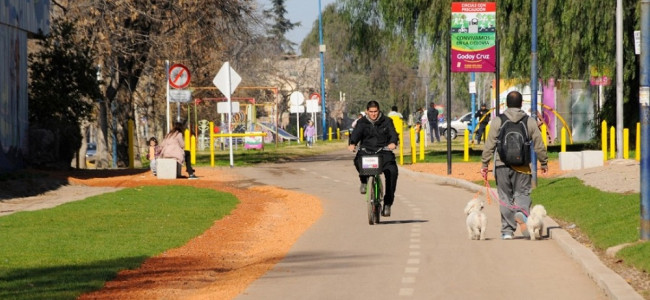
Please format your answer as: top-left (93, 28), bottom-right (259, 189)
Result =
top-left (480, 91), bottom-right (548, 240)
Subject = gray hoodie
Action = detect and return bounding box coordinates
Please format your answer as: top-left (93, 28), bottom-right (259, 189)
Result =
top-left (481, 107), bottom-right (548, 171)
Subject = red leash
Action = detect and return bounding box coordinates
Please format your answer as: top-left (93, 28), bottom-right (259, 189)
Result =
top-left (482, 175), bottom-right (529, 216)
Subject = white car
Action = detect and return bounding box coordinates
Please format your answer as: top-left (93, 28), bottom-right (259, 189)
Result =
top-left (438, 112), bottom-right (477, 140)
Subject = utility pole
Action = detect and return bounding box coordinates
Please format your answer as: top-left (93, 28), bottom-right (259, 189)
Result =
top-left (616, 0), bottom-right (624, 159)
top-left (639, 0), bottom-right (650, 240)
top-left (319, 0), bottom-right (327, 140)
top-left (530, 0), bottom-right (539, 187)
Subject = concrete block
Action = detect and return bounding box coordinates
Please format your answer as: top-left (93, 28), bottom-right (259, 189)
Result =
top-left (581, 150), bottom-right (604, 169)
top-left (559, 152), bottom-right (582, 171)
top-left (157, 158), bottom-right (180, 179)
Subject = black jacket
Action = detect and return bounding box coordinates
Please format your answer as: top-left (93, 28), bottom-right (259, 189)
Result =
top-left (349, 113), bottom-right (399, 152)
top-left (427, 107), bottom-right (439, 124)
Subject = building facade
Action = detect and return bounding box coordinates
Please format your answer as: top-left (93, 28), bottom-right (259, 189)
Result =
top-left (0, 0), bottom-right (50, 171)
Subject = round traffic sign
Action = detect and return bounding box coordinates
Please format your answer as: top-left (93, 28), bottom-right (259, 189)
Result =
top-left (289, 91), bottom-right (305, 106)
top-left (310, 92), bottom-right (321, 104)
top-left (169, 64), bottom-right (191, 89)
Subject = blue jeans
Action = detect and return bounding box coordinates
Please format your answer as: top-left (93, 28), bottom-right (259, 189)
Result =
top-left (429, 122), bottom-right (440, 142)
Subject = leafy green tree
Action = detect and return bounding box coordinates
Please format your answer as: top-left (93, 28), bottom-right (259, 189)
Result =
top-left (28, 19), bottom-right (102, 168)
top-left (339, 0), bottom-right (642, 134)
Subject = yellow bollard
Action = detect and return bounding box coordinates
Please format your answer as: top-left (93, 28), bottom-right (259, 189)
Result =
top-left (623, 128), bottom-right (630, 159)
top-left (328, 127), bottom-right (332, 141)
top-left (637, 122), bottom-right (641, 161)
top-left (184, 129), bottom-right (190, 151)
top-left (210, 122), bottom-right (215, 167)
top-left (128, 120), bottom-right (134, 169)
top-left (410, 127), bottom-right (416, 164)
top-left (419, 129), bottom-right (425, 161)
top-left (486, 123), bottom-right (490, 141)
top-left (560, 127), bottom-right (566, 152)
top-left (337, 128), bottom-right (340, 140)
top-left (300, 127), bottom-right (304, 142)
top-left (463, 129), bottom-right (469, 161)
top-left (191, 135), bottom-right (196, 164)
top-left (540, 124), bottom-right (548, 147)
top-left (389, 116), bottom-right (404, 165)
top-left (610, 126), bottom-right (615, 159)
top-left (601, 120), bottom-right (608, 161)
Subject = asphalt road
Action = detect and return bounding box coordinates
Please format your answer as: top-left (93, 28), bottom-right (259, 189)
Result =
top-left (232, 149), bottom-right (607, 300)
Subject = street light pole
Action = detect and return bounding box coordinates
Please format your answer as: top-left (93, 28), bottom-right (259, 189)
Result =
top-left (319, 0), bottom-right (327, 140)
top-left (616, 0), bottom-right (624, 159)
top-left (531, 0), bottom-right (539, 187)
top-left (639, 0), bottom-right (650, 240)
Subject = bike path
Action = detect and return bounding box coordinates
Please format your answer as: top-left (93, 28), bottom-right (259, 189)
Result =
top-left (232, 150), bottom-right (610, 300)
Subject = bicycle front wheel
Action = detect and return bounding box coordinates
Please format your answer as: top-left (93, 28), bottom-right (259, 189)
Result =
top-left (367, 176), bottom-right (380, 225)
top-left (367, 177), bottom-right (375, 225)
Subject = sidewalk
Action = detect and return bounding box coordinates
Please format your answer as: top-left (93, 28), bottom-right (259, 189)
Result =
top-left (398, 166), bottom-right (644, 300)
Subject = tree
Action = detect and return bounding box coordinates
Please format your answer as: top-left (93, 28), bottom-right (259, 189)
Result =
top-left (50, 0), bottom-right (262, 167)
top-left (28, 19), bottom-right (102, 168)
top-left (339, 0), bottom-right (642, 134)
top-left (264, 0), bottom-right (301, 55)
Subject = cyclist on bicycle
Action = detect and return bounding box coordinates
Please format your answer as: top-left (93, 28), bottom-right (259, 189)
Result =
top-left (347, 100), bottom-right (399, 217)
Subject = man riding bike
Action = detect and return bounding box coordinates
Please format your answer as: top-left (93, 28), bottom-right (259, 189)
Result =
top-left (348, 100), bottom-right (399, 217)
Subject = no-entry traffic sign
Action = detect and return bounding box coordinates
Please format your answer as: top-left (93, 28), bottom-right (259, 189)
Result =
top-left (169, 64), bottom-right (191, 89)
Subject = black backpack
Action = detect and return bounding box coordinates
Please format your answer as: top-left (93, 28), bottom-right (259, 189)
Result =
top-left (496, 114), bottom-right (531, 166)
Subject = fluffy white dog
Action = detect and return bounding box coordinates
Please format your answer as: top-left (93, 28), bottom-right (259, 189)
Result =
top-left (464, 198), bottom-right (487, 240)
top-left (526, 204), bottom-right (547, 240)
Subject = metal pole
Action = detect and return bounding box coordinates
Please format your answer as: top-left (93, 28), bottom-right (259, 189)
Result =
top-left (495, 35), bottom-right (500, 116)
top-left (165, 60), bottom-right (170, 133)
top-left (447, 39), bottom-right (452, 175)
top-left (639, 0), bottom-right (650, 240)
top-left (471, 72), bottom-right (476, 139)
top-left (225, 62), bottom-right (234, 167)
top-left (319, 0), bottom-right (327, 140)
top-left (616, 0), bottom-right (624, 159)
top-left (530, 0), bottom-right (538, 187)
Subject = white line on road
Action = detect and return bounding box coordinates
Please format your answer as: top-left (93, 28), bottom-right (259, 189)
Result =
top-left (399, 288), bottom-right (414, 296)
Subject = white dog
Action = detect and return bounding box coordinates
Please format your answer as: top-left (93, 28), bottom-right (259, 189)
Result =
top-left (526, 204), bottom-right (547, 240)
top-left (464, 198), bottom-right (488, 240)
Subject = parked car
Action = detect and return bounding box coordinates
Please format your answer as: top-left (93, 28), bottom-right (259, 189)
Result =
top-left (86, 142), bottom-right (96, 161)
top-left (438, 112), bottom-right (477, 140)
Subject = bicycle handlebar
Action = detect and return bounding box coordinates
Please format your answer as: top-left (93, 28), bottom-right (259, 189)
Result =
top-left (358, 146), bottom-right (393, 154)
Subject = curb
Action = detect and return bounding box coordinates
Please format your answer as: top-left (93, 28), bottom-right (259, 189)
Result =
top-left (398, 166), bottom-right (644, 300)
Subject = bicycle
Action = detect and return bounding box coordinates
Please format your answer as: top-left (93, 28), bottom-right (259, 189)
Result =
top-left (357, 147), bottom-right (391, 225)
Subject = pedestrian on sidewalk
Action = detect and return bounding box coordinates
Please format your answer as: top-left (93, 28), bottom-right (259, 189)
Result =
top-left (147, 137), bottom-right (160, 176)
top-left (480, 91), bottom-right (548, 240)
top-left (427, 102), bottom-right (440, 143)
top-left (475, 103), bottom-right (490, 144)
top-left (304, 120), bottom-right (316, 148)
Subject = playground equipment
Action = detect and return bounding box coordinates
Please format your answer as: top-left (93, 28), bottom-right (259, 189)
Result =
top-left (470, 104), bottom-right (573, 145)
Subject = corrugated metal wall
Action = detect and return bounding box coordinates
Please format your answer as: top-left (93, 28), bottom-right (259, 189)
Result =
top-left (0, 26), bottom-right (28, 164)
top-left (0, 0), bottom-right (50, 171)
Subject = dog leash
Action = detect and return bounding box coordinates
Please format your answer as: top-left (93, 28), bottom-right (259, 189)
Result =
top-left (482, 175), bottom-right (529, 216)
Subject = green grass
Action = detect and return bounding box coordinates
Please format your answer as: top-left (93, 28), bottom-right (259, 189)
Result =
top-left (532, 177), bottom-right (648, 272)
top-left (0, 185), bottom-right (238, 300)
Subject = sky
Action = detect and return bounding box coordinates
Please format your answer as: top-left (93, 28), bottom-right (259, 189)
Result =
top-left (258, 0), bottom-right (337, 52)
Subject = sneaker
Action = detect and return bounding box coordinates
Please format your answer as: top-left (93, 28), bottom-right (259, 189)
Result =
top-left (359, 183), bottom-right (367, 194)
top-left (188, 174), bottom-right (198, 179)
top-left (515, 212), bottom-right (530, 238)
top-left (381, 204), bottom-right (391, 217)
top-left (501, 234), bottom-right (513, 240)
